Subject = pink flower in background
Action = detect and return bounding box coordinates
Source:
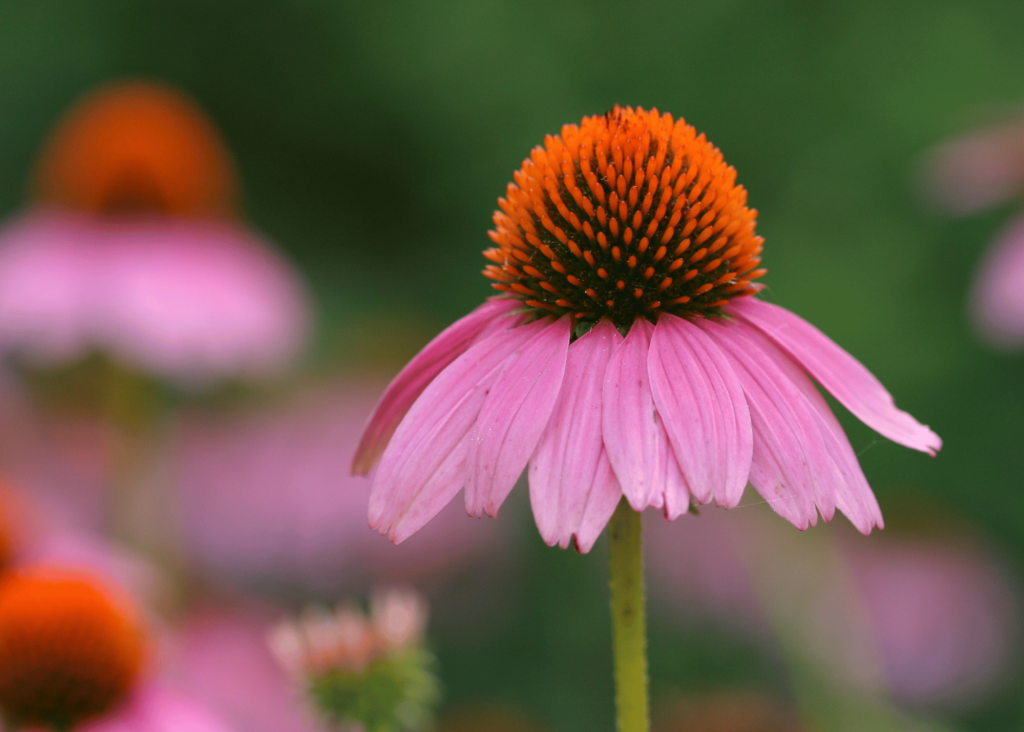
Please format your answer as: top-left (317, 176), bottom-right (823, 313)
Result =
top-left (81, 684), bottom-right (237, 732)
top-left (645, 502), bottom-right (1020, 709)
top-left (966, 213), bottom-right (1024, 349)
top-left (172, 605), bottom-right (324, 732)
top-left (923, 113), bottom-right (1024, 349)
top-left (0, 80), bottom-right (310, 384)
top-left (355, 107), bottom-right (940, 552)
top-left (922, 116), bottom-right (1024, 217)
top-left (177, 382), bottom-right (513, 596)
top-left (846, 534), bottom-right (1019, 708)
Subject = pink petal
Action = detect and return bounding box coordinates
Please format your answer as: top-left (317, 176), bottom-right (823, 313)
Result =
top-left (648, 314), bottom-right (752, 508)
top-left (369, 319), bottom-right (545, 543)
top-left (465, 316), bottom-right (571, 518)
top-left (574, 449), bottom-right (627, 553)
top-left (659, 435), bottom-right (692, 521)
top-left (727, 297), bottom-right (941, 456)
top-left (730, 321), bottom-right (883, 534)
top-left (603, 318), bottom-right (683, 512)
top-left (529, 320), bottom-right (622, 550)
top-left (703, 319), bottom-right (846, 530)
top-left (353, 298), bottom-right (521, 474)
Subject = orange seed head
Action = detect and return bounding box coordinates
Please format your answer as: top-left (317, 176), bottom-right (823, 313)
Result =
top-left (0, 569), bottom-right (145, 730)
top-left (484, 106), bottom-right (765, 330)
top-left (32, 80), bottom-right (238, 218)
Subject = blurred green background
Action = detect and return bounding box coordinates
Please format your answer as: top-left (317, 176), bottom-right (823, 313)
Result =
top-left (2, 1), bottom-right (1023, 730)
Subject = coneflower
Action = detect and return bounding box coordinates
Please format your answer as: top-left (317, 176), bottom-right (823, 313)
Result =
top-left (0, 567), bottom-right (145, 731)
top-left (353, 106), bottom-right (940, 732)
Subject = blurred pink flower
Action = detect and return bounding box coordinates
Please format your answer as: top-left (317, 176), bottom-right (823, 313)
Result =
top-left (921, 117), bottom-right (1024, 216)
top-left (0, 80), bottom-right (310, 384)
top-left (171, 605), bottom-right (324, 732)
top-left (846, 533), bottom-right (1019, 708)
top-left (80, 684), bottom-right (236, 732)
top-left (646, 501), bottom-right (1020, 709)
top-left (176, 382), bottom-right (513, 596)
top-left (967, 212), bottom-right (1024, 348)
top-left (0, 211), bottom-right (309, 382)
top-left (923, 113), bottom-right (1024, 349)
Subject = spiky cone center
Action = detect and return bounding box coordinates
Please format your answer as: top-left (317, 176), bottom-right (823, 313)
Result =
top-left (485, 105), bottom-right (766, 332)
top-left (32, 81), bottom-right (238, 218)
top-left (0, 569), bottom-right (145, 730)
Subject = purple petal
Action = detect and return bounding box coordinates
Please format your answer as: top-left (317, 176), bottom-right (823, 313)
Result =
top-left (648, 314), bottom-right (752, 508)
top-left (727, 297), bottom-right (941, 456)
top-left (369, 319), bottom-right (545, 543)
top-left (970, 212), bottom-right (1024, 349)
top-left (529, 320), bottom-right (622, 550)
top-left (465, 316), bottom-right (571, 518)
top-left (603, 318), bottom-right (689, 513)
top-left (702, 319), bottom-right (843, 530)
top-left (353, 298), bottom-right (521, 474)
top-left (730, 321), bottom-right (883, 534)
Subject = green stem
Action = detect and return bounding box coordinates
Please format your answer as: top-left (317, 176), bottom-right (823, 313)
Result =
top-left (608, 498), bottom-right (650, 732)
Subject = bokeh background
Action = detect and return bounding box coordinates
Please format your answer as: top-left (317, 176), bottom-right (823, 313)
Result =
top-left (1, 1), bottom-right (1023, 731)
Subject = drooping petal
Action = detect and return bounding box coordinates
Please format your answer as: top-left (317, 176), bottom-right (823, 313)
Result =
top-left (529, 320), bottom-right (622, 550)
top-left (574, 450), bottom-right (627, 553)
top-left (730, 320), bottom-right (883, 534)
top-left (702, 320), bottom-right (842, 529)
top-left (602, 317), bottom-right (689, 516)
top-left (387, 443), bottom-right (472, 544)
top-left (659, 433), bottom-right (692, 521)
top-left (727, 297), bottom-right (941, 456)
top-left (353, 298), bottom-right (521, 474)
top-left (603, 318), bottom-right (662, 511)
top-left (369, 319), bottom-right (545, 542)
top-left (465, 316), bottom-right (571, 518)
top-left (648, 313), bottom-right (752, 508)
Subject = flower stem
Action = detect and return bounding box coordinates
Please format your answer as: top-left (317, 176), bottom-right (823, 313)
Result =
top-left (608, 498), bottom-right (650, 732)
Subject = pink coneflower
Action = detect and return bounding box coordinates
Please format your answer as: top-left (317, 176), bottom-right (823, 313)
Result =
top-left (646, 502), bottom-right (1020, 710)
top-left (0, 80), bottom-right (310, 384)
top-left (354, 106), bottom-right (941, 552)
top-left (923, 113), bottom-right (1024, 349)
top-left (845, 529), bottom-right (1019, 708)
top-left (172, 605), bottom-right (324, 732)
top-left (80, 684), bottom-right (237, 732)
top-left (0, 567), bottom-right (146, 730)
top-left (177, 382), bottom-right (513, 597)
